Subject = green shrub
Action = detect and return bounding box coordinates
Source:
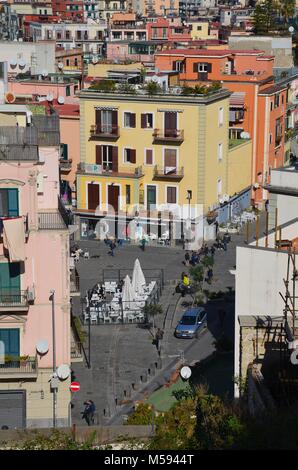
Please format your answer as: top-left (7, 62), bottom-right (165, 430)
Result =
top-left (89, 80), bottom-right (116, 92)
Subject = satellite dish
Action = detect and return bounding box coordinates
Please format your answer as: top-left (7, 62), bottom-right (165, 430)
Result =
top-left (92, 56), bottom-right (98, 64)
top-left (46, 93), bottom-right (53, 102)
top-left (289, 26), bottom-right (295, 33)
top-left (5, 92), bottom-right (15, 104)
top-left (57, 364), bottom-right (70, 380)
top-left (36, 339), bottom-right (49, 355)
top-left (18, 59), bottom-right (26, 68)
top-left (9, 59), bottom-right (17, 67)
top-left (240, 131), bottom-right (250, 139)
top-left (57, 95), bottom-right (65, 104)
top-left (42, 69), bottom-right (48, 77)
top-left (180, 366), bottom-right (192, 380)
top-left (58, 62), bottom-right (64, 70)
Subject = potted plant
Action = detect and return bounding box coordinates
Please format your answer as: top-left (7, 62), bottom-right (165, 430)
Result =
top-left (20, 355), bottom-right (29, 367)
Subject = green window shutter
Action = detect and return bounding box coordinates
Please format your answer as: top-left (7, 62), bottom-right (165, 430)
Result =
top-left (62, 144), bottom-right (68, 160)
top-left (8, 189), bottom-right (19, 217)
top-left (0, 263), bottom-right (20, 293)
top-left (0, 329), bottom-right (20, 357)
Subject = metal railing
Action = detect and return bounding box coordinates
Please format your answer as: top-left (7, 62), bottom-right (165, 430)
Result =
top-left (0, 356), bottom-right (37, 374)
top-left (0, 290), bottom-right (28, 308)
top-left (153, 165), bottom-right (184, 179)
top-left (38, 212), bottom-right (67, 230)
top-left (70, 273), bottom-right (80, 293)
top-left (153, 129), bottom-right (184, 142)
top-left (60, 159), bottom-right (72, 170)
top-left (58, 196), bottom-right (72, 227)
top-left (90, 124), bottom-right (120, 138)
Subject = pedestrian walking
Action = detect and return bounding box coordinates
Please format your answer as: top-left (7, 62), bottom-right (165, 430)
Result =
top-left (109, 239), bottom-right (116, 257)
top-left (206, 267), bottom-right (213, 284)
top-left (184, 251), bottom-right (190, 266)
top-left (223, 238), bottom-right (227, 251)
top-left (155, 328), bottom-right (164, 355)
top-left (81, 400), bottom-right (96, 426)
top-left (140, 237), bottom-right (146, 251)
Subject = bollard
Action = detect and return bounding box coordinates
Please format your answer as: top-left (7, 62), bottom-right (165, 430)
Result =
top-left (156, 357), bottom-right (162, 369)
top-left (140, 371), bottom-right (148, 383)
top-left (150, 363), bottom-right (156, 376)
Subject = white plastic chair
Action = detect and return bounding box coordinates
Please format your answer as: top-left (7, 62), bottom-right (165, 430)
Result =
top-left (90, 311), bottom-right (98, 324)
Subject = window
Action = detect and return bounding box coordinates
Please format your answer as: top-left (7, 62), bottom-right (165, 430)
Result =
top-left (218, 107), bottom-right (224, 127)
top-left (167, 186), bottom-right (177, 204)
top-left (193, 62), bottom-right (210, 73)
top-left (61, 144), bottom-right (68, 160)
top-left (197, 26), bottom-right (202, 30)
top-left (274, 93), bottom-right (280, 108)
top-left (66, 86), bottom-right (70, 96)
top-left (95, 109), bottom-right (118, 134)
top-left (217, 143), bottom-right (223, 161)
top-left (0, 262), bottom-right (21, 294)
top-left (173, 60), bottom-right (184, 72)
top-left (275, 118), bottom-right (282, 146)
top-left (217, 178), bottom-right (222, 197)
top-left (145, 149), bottom-right (153, 165)
top-left (74, 58), bottom-right (78, 66)
top-left (164, 148), bottom-right (177, 170)
top-left (126, 185), bottom-right (131, 204)
top-left (66, 59), bottom-right (70, 66)
top-left (66, 30), bottom-right (70, 40)
top-left (141, 113), bottom-right (153, 129)
top-left (0, 189), bottom-right (18, 217)
top-left (123, 112), bottom-right (136, 128)
top-left (270, 101), bottom-right (273, 111)
top-left (124, 148), bottom-right (136, 163)
top-left (0, 329), bottom-right (20, 359)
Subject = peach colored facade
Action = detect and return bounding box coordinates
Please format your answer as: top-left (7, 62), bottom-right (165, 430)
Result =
top-left (154, 48), bottom-right (287, 206)
top-left (146, 18), bottom-right (191, 42)
top-left (0, 110), bottom-right (71, 428)
top-left (8, 80), bottom-right (77, 100)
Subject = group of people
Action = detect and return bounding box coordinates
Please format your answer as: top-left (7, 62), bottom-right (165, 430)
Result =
top-left (81, 400), bottom-right (96, 426)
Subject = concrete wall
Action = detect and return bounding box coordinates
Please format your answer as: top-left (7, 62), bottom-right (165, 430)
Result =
top-left (0, 41), bottom-right (55, 75)
top-left (227, 140), bottom-right (252, 196)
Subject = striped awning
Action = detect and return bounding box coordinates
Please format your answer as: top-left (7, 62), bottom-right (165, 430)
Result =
top-left (229, 92), bottom-right (246, 108)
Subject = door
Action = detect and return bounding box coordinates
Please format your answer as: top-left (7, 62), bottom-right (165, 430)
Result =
top-left (0, 328), bottom-right (20, 358)
top-left (101, 110), bottom-right (113, 134)
top-left (108, 185), bottom-right (119, 213)
top-left (0, 391), bottom-right (25, 428)
top-left (147, 185), bottom-right (156, 210)
top-left (164, 112), bottom-right (177, 138)
top-left (0, 263), bottom-right (20, 297)
top-left (87, 184), bottom-right (99, 211)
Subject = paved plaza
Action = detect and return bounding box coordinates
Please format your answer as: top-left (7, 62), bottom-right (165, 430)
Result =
top-left (70, 214), bottom-right (266, 425)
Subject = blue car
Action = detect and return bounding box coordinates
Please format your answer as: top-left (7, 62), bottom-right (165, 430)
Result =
top-left (174, 307), bottom-right (207, 339)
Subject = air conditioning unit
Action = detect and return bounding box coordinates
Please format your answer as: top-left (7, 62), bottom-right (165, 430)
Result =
top-left (27, 286), bottom-right (36, 302)
top-left (85, 164), bottom-right (102, 174)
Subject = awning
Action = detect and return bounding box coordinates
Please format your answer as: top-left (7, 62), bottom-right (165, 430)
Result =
top-left (3, 217), bottom-right (25, 262)
top-left (229, 92), bottom-right (246, 108)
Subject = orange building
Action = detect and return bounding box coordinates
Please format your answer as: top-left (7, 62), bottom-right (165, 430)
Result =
top-left (154, 48), bottom-right (289, 206)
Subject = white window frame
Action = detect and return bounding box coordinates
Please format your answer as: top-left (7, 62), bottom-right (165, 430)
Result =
top-left (123, 111), bottom-right (135, 129)
top-left (217, 143), bottom-right (223, 161)
top-left (145, 183), bottom-right (158, 210)
top-left (217, 178), bottom-right (222, 198)
top-left (142, 112), bottom-right (154, 129)
top-left (165, 184), bottom-right (179, 205)
top-left (123, 147), bottom-right (135, 165)
top-left (144, 147), bottom-right (154, 166)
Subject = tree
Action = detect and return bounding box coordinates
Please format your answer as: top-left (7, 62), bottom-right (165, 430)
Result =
top-left (144, 81), bottom-right (162, 95)
top-left (189, 265), bottom-right (204, 290)
top-left (279, 0), bottom-right (295, 22)
top-left (252, 0), bottom-right (278, 34)
top-left (9, 429), bottom-right (97, 450)
top-left (142, 303), bottom-right (163, 331)
top-left (126, 402), bottom-right (155, 425)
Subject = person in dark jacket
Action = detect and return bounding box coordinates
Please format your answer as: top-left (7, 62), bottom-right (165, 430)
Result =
top-left (82, 400), bottom-right (96, 426)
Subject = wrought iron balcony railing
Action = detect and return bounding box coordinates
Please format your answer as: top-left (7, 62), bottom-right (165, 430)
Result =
top-left (153, 129), bottom-right (184, 143)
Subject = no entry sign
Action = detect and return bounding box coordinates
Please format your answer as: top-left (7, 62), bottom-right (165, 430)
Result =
top-left (70, 381), bottom-right (80, 392)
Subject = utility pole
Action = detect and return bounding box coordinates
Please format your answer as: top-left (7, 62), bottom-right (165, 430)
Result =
top-left (50, 290), bottom-right (57, 428)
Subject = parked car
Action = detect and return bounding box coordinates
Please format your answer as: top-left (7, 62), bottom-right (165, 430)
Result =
top-left (174, 307), bottom-right (207, 339)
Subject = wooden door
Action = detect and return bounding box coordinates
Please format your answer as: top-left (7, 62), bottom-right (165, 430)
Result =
top-left (88, 184), bottom-right (99, 211)
top-left (164, 112), bottom-right (177, 137)
top-left (108, 185), bottom-right (119, 213)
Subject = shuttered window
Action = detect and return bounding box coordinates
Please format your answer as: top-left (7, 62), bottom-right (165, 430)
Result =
top-left (0, 189), bottom-right (19, 217)
top-left (124, 112), bottom-right (136, 128)
top-left (167, 187), bottom-right (177, 204)
top-left (124, 148), bottom-right (136, 164)
top-left (164, 149), bottom-right (177, 168)
top-left (145, 149), bottom-right (153, 165)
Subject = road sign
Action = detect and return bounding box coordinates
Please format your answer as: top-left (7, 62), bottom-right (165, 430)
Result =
top-left (70, 381), bottom-right (80, 392)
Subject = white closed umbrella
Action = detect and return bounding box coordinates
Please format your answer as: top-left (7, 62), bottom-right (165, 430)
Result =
top-left (132, 258), bottom-right (146, 295)
top-left (122, 275), bottom-right (135, 311)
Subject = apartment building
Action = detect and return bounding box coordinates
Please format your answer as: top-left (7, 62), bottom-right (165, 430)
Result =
top-left (0, 40), bottom-right (56, 76)
top-left (128, 0), bottom-right (179, 15)
top-left (51, 0), bottom-right (84, 20)
top-left (154, 48), bottom-right (297, 207)
top-left (75, 84), bottom-right (252, 239)
top-left (0, 105), bottom-right (71, 428)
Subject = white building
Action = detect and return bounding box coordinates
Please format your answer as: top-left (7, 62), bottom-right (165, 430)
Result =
top-left (0, 41), bottom-right (55, 76)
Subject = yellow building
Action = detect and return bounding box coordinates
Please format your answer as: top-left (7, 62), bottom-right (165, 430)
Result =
top-left (187, 21), bottom-right (215, 41)
top-left (76, 86), bottom-right (252, 238)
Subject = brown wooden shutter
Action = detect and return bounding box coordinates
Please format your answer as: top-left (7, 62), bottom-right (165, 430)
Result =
top-left (95, 109), bottom-right (101, 131)
top-left (141, 114), bottom-right (146, 128)
top-left (167, 187), bottom-right (176, 204)
top-left (146, 149), bottom-right (153, 165)
top-left (207, 62), bottom-right (212, 73)
top-left (112, 146), bottom-right (118, 172)
top-left (95, 145), bottom-right (102, 165)
top-left (164, 149), bottom-right (177, 167)
top-left (88, 184), bottom-right (99, 210)
top-left (173, 60), bottom-right (177, 71)
top-left (112, 110), bottom-right (118, 133)
top-left (130, 149), bottom-right (136, 164)
top-left (131, 113), bottom-right (136, 128)
top-left (193, 63), bottom-right (198, 73)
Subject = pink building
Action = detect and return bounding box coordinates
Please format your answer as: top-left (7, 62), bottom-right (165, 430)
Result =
top-left (146, 18), bottom-right (191, 42)
top-left (0, 105), bottom-right (71, 428)
top-left (8, 78), bottom-right (79, 102)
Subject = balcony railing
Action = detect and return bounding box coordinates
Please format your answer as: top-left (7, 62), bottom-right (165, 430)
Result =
top-left (153, 165), bottom-right (184, 180)
top-left (153, 129), bottom-right (184, 143)
top-left (38, 211), bottom-right (67, 230)
top-left (90, 124), bottom-right (120, 139)
top-left (77, 162), bottom-right (144, 178)
top-left (60, 158), bottom-right (72, 171)
top-left (0, 355), bottom-right (38, 379)
top-left (0, 290), bottom-right (29, 311)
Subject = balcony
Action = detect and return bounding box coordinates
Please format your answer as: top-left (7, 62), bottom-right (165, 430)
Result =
top-left (77, 162), bottom-right (144, 178)
top-left (60, 158), bottom-right (72, 172)
top-left (153, 129), bottom-right (184, 144)
top-left (153, 165), bottom-right (184, 180)
top-left (0, 290), bottom-right (29, 312)
top-left (70, 269), bottom-right (80, 297)
top-left (90, 124), bottom-right (120, 140)
top-left (0, 355), bottom-right (38, 379)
